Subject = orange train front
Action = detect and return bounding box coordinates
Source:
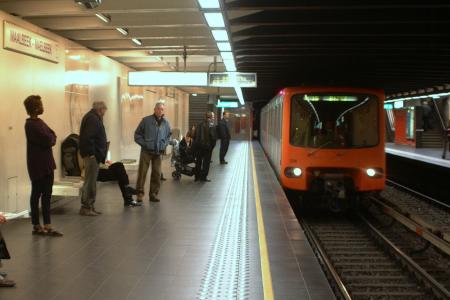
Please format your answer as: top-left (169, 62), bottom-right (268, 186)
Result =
top-left (260, 87), bottom-right (385, 210)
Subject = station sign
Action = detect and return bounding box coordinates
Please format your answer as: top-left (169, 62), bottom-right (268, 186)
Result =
top-left (217, 100), bottom-right (239, 108)
top-left (3, 21), bottom-right (59, 63)
top-left (209, 72), bottom-right (257, 88)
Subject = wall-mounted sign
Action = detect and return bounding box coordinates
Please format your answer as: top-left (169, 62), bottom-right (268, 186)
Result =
top-left (209, 72), bottom-right (257, 88)
top-left (3, 21), bottom-right (59, 63)
top-left (393, 100), bottom-right (404, 109)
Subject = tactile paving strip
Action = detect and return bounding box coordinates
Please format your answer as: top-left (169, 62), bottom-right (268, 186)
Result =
top-left (197, 143), bottom-right (250, 300)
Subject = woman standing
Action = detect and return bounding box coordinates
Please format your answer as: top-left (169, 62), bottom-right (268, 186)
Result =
top-left (24, 95), bottom-right (63, 237)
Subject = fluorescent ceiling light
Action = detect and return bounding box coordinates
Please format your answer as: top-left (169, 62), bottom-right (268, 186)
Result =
top-left (68, 55), bottom-right (81, 60)
top-left (225, 65), bottom-right (237, 72)
top-left (234, 87), bottom-right (245, 105)
top-left (204, 13), bottom-right (225, 28)
top-left (198, 0), bottom-right (220, 9)
top-left (132, 38), bottom-right (143, 46)
top-left (95, 13), bottom-right (110, 23)
top-left (223, 59), bottom-right (236, 72)
top-left (116, 28), bottom-right (128, 36)
top-left (217, 42), bottom-right (231, 51)
top-left (129, 71), bottom-right (208, 86)
top-left (385, 92), bottom-right (450, 103)
top-left (211, 30), bottom-right (229, 41)
top-left (220, 51), bottom-right (233, 60)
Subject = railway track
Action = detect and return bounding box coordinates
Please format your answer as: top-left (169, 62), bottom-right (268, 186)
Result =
top-left (368, 180), bottom-right (450, 293)
top-left (300, 211), bottom-right (450, 300)
top-left (294, 180), bottom-right (450, 299)
top-left (380, 179), bottom-right (450, 247)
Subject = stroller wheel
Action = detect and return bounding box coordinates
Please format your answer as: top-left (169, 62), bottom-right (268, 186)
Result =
top-left (172, 171), bottom-right (181, 180)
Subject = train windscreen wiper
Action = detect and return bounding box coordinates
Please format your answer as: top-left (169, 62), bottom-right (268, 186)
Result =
top-left (307, 140), bottom-right (333, 156)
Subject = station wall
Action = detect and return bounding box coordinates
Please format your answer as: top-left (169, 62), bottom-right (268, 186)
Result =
top-left (0, 11), bottom-right (189, 213)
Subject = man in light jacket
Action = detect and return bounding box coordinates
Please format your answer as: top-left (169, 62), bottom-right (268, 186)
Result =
top-left (135, 103), bottom-right (171, 202)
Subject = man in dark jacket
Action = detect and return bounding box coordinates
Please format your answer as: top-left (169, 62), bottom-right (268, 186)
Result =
top-left (193, 112), bottom-right (216, 182)
top-left (79, 101), bottom-right (108, 216)
top-left (422, 100), bottom-right (433, 131)
top-left (217, 111), bottom-right (231, 164)
top-left (135, 103), bottom-right (171, 202)
top-left (442, 124), bottom-right (450, 159)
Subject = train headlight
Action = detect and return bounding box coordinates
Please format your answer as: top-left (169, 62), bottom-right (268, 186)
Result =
top-left (366, 168), bottom-right (376, 177)
top-left (285, 167), bottom-right (302, 178)
top-left (293, 168), bottom-right (302, 177)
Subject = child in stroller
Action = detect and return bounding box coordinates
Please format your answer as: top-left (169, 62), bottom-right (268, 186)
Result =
top-left (170, 132), bottom-right (196, 180)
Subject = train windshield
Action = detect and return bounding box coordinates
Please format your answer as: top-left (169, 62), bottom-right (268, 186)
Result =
top-left (290, 93), bottom-right (379, 148)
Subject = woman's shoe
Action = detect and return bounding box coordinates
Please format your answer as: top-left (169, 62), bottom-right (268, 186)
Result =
top-left (32, 225), bottom-right (46, 236)
top-left (44, 227), bottom-right (63, 237)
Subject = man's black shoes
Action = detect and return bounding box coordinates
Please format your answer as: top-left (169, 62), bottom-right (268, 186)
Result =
top-left (124, 200), bottom-right (142, 207)
top-left (125, 186), bottom-right (139, 195)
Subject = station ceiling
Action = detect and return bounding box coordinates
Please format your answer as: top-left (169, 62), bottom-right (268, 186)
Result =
top-left (1, 0), bottom-right (450, 103)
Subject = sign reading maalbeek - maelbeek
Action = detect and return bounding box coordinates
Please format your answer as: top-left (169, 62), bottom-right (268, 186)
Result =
top-left (3, 21), bottom-right (59, 63)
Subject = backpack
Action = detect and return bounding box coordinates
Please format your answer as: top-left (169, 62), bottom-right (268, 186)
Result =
top-left (61, 134), bottom-right (81, 176)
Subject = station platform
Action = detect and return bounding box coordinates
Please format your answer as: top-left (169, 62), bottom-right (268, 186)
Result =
top-left (386, 142), bottom-right (450, 169)
top-left (0, 141), bottom-right (334, 300)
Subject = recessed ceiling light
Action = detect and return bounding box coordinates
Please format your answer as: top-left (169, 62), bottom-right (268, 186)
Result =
top-left (116, 28), bottom-right (128, 36)
top-left (95, 13), bottom-right (110, 23)
top-left (198, 0), bottom-right (220, 9)
top-left (132, 38), bottom-right (143, 46)
top-left (211, 29), bottom-right (229, 41)
top-left (204, 12), bottom-right (225, 28)
top-left (217, 42), bottom-right (231, 51)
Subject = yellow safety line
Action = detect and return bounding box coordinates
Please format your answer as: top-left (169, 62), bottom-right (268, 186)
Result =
top-left (250, 143), bottom-right (275, 300)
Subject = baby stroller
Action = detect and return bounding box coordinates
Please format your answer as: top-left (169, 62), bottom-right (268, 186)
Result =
top-left (170, 139), bottom-right (195, 180)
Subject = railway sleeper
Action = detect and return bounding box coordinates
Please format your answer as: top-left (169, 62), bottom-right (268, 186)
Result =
top-left (333, 262), bottom-right (396, 268)
top-left (341, 270), bottom-right (405, 276)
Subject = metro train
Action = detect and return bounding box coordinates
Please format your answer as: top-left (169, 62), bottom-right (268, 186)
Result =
top-left (260, 87), bottom-right (385, 211)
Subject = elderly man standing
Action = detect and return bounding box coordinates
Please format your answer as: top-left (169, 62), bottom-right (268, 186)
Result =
top-left (79, 101), bottom-right (108, 216)
top-left (135, 103), bottom-right (171, 203)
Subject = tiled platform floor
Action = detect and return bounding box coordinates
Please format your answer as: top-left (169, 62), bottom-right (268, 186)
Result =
top-left (0, 141), bottom-right (334, 300)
